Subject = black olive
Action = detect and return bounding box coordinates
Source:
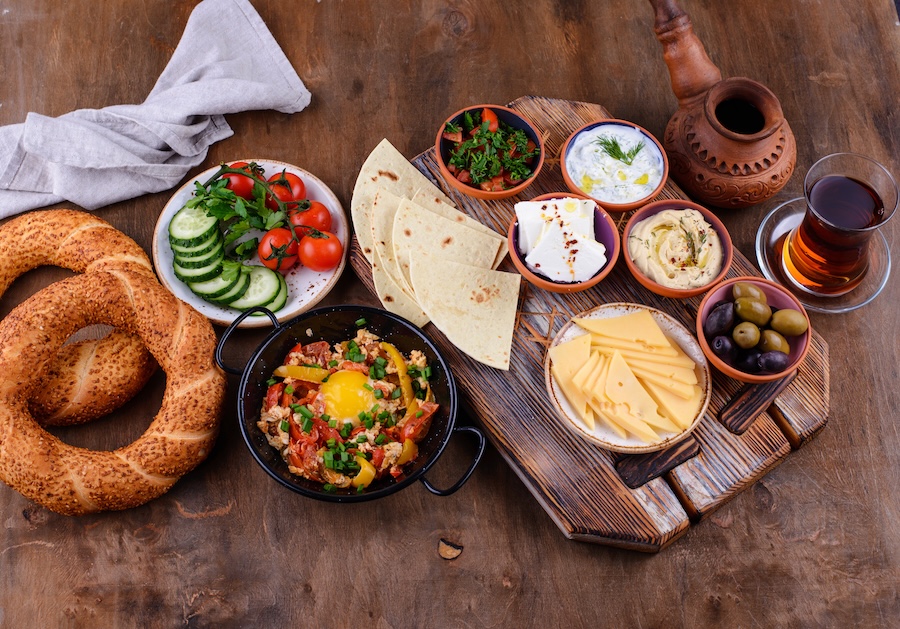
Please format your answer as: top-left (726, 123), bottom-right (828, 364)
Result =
top-left (711, 335), bottom-right (736, 361)
top-left (758, 351), bottom-right (791, 373)
top-left (735, 348), bottom-right (762, 374)
top-left (703, 302), bottom-right (735, 339)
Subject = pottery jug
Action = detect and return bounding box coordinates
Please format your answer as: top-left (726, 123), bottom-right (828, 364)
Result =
top-left (650, 0), bottom-right (796, 208)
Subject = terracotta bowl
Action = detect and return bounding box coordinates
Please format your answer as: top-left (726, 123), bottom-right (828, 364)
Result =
top-left (435, 104), bottom-right (545, 201)
top-left (560, 119), bottom-right (669, 212)
top-left (696, 276), bottom-right (812, 384)
top-left (622, 199), bottom-right (733, 299)
top-left (507, 192), bottom-right (619, 293)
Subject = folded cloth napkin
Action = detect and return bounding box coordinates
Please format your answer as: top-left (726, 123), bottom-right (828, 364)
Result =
top-left (0, 0), bottom-right (311, 219)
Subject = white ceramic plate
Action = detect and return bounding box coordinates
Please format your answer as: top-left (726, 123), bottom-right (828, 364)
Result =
top-left (544, 302), bottom-right (711, 454)
top-left (152, 159), bottom-right (349, 328)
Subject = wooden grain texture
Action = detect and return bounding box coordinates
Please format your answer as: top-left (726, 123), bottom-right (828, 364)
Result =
top-left (1, 0), bottom-right (898, 626)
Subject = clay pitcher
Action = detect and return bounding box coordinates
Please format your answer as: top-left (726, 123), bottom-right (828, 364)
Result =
top-left (649, 0), bottom-right (796, 208)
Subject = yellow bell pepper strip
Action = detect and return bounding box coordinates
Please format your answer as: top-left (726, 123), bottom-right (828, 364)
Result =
top-left (351, 456), bottom-right (376, 488)
top-left (396, 438), bottom-right (418, 466)
top-left (273, 364), bottom-right (329, 383)
top-left (380, 342), bottom-right (417, 412)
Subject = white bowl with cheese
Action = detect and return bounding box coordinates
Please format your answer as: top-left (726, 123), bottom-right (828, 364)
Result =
top-left (544, 303), bottom-right (711, 454)
top-left (508, 193), bottom-right (620, 293)
top-left (561, 119), bottom-right (669, 212)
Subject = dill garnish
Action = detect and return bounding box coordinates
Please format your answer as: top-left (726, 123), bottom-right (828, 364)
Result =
top-left (594, 136), bottom-right (644, 166)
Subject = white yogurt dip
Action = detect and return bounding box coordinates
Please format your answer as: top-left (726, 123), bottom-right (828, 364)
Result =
top-left (565, 124), bottom-right (665, 204)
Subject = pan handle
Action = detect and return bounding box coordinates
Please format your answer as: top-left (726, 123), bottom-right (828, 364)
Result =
top-left (419, 425), bottom-right (486, 497)
top-left (215, 307), bottom-right (280, 375)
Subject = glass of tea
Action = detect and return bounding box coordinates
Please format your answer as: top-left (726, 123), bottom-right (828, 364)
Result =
top-left (782, 153), bottom-right (898, 296)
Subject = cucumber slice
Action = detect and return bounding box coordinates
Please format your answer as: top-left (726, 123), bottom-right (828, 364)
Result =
top-left (168, 205), bottom-right (219, 246)
top-left (226, 266), bottom-right (283, 311)
top-left (208, 266), bottom-right (252, 305)
top-left (174, 239), bottom-right (225, 269)
top-left (173, 250), bottom-right (224, 283)
top-left (251, 271), bottom-right (288, 313)
top-left (171, 230), bottom-right (223, 257)
top-left (187, 261), bottom-right (243, 300)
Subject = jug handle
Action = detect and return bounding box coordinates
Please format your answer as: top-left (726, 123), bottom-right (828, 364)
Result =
top-left (648, 0), bottom-right (722, 106)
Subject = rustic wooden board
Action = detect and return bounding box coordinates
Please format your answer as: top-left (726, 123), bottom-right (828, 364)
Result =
top-left (349, 96), bottom-right (829, 551)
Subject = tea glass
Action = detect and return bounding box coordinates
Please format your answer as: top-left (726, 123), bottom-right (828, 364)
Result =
top-left (781, 153), bottom-right (898, 296)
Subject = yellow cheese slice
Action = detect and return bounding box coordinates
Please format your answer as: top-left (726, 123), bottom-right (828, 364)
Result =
top-left (591, 343), bottom-right (696, 368)
top-left (591, 398), bottom-right (661, 442)
top-left (622, 356), bottom-right (698, 385)
top-left (575, 310), bottom-right (672, 347)
top-left (604, 351), bottom-right (679, 433)
top-left (571, 350), bottom-right (600, 392)
top-left (590, 335), bottom-right (679, 357)
top-left (549, 333), bottom-right (594, 429)
top-left (586, 396), bottom-right (629, 439)
top-left (630, 367), bottom-right (697, 400)
top-left (643, 378), bottom-right (704, 430)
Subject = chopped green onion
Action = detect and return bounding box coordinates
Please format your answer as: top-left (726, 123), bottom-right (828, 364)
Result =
top-left (374, 357), bottom-right (387, 367)
top-left (355, 317), bottom-right (367, 326)
top-left (375, 434), bottom-right (387, 445)
top-left (301, 417), bottom-right (313, 433)
top-left (326, 438), bottom-right (336, 448)
top-left (373, 389), bottom-right (383, 399)
top-left (284, 385), bottom-right (294, 395)
top-left (321, 414), bottom-right (331, 422)
top-left (290, 403), bottom-right (302, 413)
top-left (297, 405), bottom-right (314, 419)
top-left (340, 424), bottom-right (352, 439)
top-left (377, 411), bottom-right (391, 420)
top-left (279, 420), bottom-right (290, 432)
top-left (424, 366), bottom-right (432, 379)
top-left (266, 378), bottom-right (277, 386)
top-left (391, 388), bottom-right (402, 400)
top-left (328, 359), bottom-right (339, 368)
top-left (328, 419), bottom-right (337, 428)
top-left (348, 340), bottom-right (359, 350)
top-left (416, 410), bottom-right (424, 417)
top-left (364, 418), bottom-right (374, 429)
top-left (357, 485), bottom-right (365, 494)
top-left (385, 418), bottom-right (396, 428)
top-left (371, 404), bottom-right (379, 413)
top-left (356, 435), bottom-right (367, 443)
top-left (323, 484), bottom-right (336, 493)
top-left (415, 390), bottom-right (425, 399)
top-left (363, 383), bottom-right (373, 391)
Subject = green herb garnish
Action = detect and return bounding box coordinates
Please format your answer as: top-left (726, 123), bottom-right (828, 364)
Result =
top-left (594, 136), bottom-right (645, 166)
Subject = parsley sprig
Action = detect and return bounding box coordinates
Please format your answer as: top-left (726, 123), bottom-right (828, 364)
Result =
top-left (594, 136), bottom-right (645, 166)
top-left (185, 163), bottom-right (292, 261)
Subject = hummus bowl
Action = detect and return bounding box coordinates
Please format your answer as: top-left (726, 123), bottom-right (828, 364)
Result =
top-left (623, 199), bottom-right (733, 299)
top-left (507, 192), bottom-right (619, 293)
top-left (215, 304), bottom-right (486, 502)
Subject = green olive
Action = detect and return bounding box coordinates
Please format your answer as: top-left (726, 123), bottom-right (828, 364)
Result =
top-left (732, 282), bottom-right (768, 304)
top-left (758, 329), bottom-right (790, 354)
top-left (770, 308), bottom-right (808, 337)
top-left (734, 297), bottom-right (772, 327)
top-left (732, 321), bottom-right (760, 349)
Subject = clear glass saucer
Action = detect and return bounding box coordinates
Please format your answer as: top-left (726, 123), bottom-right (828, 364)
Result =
top-left (755, 197), bottom-right (892, 314)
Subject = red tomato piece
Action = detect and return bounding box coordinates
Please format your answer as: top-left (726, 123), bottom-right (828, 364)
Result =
top-left (265, 382), bottom-right (286, 411)
top-left (222, 161), bottom-right (261, 200)
top-left (258, 227), bottom-right (299, 272)
top-left (481, 108), bottom-right (499, 133)
top-left (442, 129), bottom-right (463, 143)
top-left (298, 230), bottom-right (343, 272)
top-left (456, 170), bottom-right (472, 184)
top-left (479, 175), bottom-right (506, 192)
top-left (265, 171), bottom-right (306, 211)
top-left (288, 201), bottom-right (333, 239)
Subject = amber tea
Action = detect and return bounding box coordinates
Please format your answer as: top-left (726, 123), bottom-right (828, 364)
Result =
top-left (782, 154), bottom-right (897, 297)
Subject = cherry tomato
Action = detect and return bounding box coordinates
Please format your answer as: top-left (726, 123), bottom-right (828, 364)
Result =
top-left (258, 227), bottom-right (299, 272)
top-left (288, 201), bottom-right (333, 239)
top-left (479, 175), bottom-right (506, 192)
top-left (298, 230), bottom-right (343, 272)
top-left (265, 171), bottom-right (307, 211)
top-left (222, 161), bottom-right (261, 200)
top-left (481, 108), bottom-right (499, 133)
top-left (442, 129), bottom-right (463, 143)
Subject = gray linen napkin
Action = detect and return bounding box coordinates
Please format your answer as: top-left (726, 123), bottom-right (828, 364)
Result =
top-left (0, 0), bottom-right (311, 219)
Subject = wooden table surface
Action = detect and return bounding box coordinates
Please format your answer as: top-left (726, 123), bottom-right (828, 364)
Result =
top-left (2, 0), bottom-right (898, 626)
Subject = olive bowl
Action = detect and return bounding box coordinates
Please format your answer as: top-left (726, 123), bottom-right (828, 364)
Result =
top-left (215, 304), bottom-right (485, 502)
top-left (696, 276), bottom-right (812, 384)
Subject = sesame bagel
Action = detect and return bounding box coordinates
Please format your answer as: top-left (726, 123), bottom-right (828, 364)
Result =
top-left (0, 268), bottom-right (226, 515)
top-left (0, 209), bottom-right (157, 425)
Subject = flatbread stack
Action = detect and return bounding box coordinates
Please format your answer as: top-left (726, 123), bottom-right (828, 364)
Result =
top-left (352, 139), bottom-right (521, 370)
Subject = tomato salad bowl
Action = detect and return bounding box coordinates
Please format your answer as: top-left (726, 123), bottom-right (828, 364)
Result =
top-left (216, 304), bottom-right (486, 502)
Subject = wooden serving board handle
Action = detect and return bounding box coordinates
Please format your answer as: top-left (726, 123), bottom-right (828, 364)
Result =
top-left (613, 437), bottom-right (701, 489)
top-left (718, 371), bottom-right (799, 434)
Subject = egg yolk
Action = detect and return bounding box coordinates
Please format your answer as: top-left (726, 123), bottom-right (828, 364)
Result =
top-left (319, 370), bottom-right (377, 424)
